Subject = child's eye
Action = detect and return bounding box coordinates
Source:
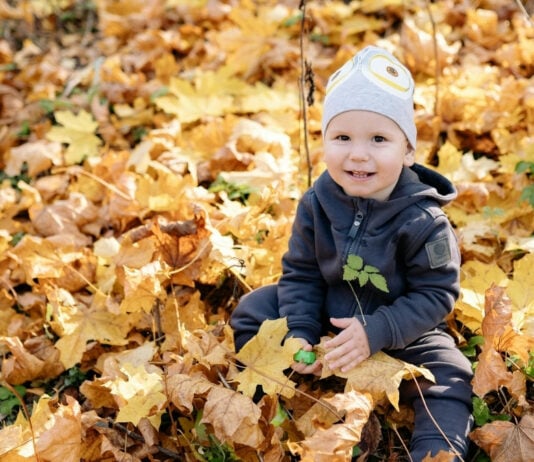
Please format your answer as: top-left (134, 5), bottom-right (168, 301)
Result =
top-left (336, 134), bottom-right (350, 141)
top-left (373, 135), bottom-right (386, 142)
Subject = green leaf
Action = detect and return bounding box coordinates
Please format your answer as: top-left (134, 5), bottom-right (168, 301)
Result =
top-left (472, 396), bottom-right (491, 426)
top-left (346, 254), bottom-right (363, 271)
top-left (369, 274), bottom-right (389, 293)
top-left (271, 402), bottom-right (288, 427)
top-left (363, 264), bottom-right (380, 273)
top-left (343, 265), bottom-right (359, 281)
top-left (358, 272), bottom-right (369, 287)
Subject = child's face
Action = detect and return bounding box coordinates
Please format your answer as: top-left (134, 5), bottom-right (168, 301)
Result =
top-left (323, 110), bottom-right (414, 201)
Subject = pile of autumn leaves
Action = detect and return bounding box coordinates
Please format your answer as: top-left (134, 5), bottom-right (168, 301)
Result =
top-left (0, 0), bottom-right (534, 461)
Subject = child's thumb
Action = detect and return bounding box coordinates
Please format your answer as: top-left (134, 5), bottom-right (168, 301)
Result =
top-left (330, 317), bottom-right (352, 328)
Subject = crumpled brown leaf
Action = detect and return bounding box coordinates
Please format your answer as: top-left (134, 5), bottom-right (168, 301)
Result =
top-left (470, 414), bottom-right (534, 462)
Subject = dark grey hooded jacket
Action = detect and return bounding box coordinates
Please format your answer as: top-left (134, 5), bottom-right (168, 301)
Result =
top-left (277, 163), bottom-right (461, 354)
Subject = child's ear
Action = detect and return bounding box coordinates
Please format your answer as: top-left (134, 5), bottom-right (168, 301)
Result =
top-left (404, 145), bottom-right (415, 166)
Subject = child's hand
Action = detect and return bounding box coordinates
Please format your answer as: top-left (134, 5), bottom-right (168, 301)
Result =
top-left (291, 339), bottom-right (322, 376)
top-left (323, 317), bottom-right (370, 373)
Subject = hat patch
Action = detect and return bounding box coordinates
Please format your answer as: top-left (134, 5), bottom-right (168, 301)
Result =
top-left (363, 54), bottom-right (412, 99)
top-left (325, 59), bottom-right (355, 98)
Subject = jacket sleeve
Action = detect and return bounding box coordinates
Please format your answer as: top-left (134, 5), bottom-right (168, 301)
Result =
top-left (359, 211), bottom-right (461, 354)
top-left (277, 192), bottom-right (328, 345)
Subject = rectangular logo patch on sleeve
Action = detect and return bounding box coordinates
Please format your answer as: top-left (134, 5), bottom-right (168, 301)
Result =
top-left (425, 237), bottom-right (452, 269)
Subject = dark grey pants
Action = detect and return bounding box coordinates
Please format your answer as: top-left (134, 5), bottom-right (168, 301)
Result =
top-left (230, 284), bottom-right (474, 461)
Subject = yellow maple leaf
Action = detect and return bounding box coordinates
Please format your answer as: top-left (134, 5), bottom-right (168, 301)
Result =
top-left (47, 286), bottom-right (133, 369)
top-left (105, 363), bottom-right (166, 428)
top-left (455, 260), bottom-right (509, 332)
top-left (119, 262), bottom-right (165, 313)
top-left (46, 109), bottom-right (102, 165)
top-left (319, 350), bottom-right (434, 411)
top-left (155, 68), bottom-right (245, 123)
top-left (506, 253), bottom-right (534, 335)
top-left (234, 318), bottom-right (302, 398)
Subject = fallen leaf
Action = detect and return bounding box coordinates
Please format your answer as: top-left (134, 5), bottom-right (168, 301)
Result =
top-left (319, 349), bottom-right (435, 411)
top-left (202, 386), bottom-right (265, 447)
top-left (234, 318), bottom-right (302, 398)
top-left (470, 414), bottom-right (534, 462)
top-left (46, 110), bottom-right (102, 165)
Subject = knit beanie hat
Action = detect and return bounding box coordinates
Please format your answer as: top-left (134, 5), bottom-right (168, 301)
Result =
top-left (322, 46), bottom-right (417, 149)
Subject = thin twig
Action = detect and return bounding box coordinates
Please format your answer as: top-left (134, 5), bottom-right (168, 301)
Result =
top-left (298, 0), bottom-right (312, 188)
top-left (0, 382), bottom-right (41, 461)
top-left (514, 0), bottom-right (533, 25)
top-left (407, 369), bottom-right (465, 461)
top-left (425, 0), bottom-right (440, 116)
top-left (390, 422), bottom-right (413, 462)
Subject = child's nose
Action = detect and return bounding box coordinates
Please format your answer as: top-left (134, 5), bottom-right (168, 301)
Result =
top-left (348, 145), bottom-right (369, 161)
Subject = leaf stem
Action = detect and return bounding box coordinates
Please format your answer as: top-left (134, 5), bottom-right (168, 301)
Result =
top-left (347, 281), bottom-right (367, 326)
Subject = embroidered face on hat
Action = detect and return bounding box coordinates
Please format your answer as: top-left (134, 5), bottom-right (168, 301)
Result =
top-left (322, 46), bottom-right (417, 149)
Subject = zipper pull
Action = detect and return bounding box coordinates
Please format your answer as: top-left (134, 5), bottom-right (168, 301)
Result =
top-left (348, 211), bottom-right (364, 239)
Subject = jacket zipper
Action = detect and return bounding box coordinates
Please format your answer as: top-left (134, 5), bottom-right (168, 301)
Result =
top-left (348, 211), bottom-right (364, 239)
top-left (346, 208), bottom-right (366, 324)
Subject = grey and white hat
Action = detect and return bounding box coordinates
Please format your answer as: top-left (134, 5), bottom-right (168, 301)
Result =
top-left (322, 46), bottom-right (417, 149)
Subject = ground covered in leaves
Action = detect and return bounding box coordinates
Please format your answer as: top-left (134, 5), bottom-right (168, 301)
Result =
top-left (0, 0), bottom-right (533, 461)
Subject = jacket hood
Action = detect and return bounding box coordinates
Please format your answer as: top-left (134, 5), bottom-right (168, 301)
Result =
top-left (314, 163), bottom-right (457, 229)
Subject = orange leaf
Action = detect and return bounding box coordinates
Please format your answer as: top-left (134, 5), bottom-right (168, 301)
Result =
top-left (470, 414), bottom-right (534, 462)
top-left (294, 391), bottom-right (373, 461)
top-left (201, 386), bottom-right (264, 447)
top-left (0, 336), bottom-right (45, 384)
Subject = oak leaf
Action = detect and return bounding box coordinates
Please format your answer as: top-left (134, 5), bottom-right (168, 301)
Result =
top-left (234, 318), bottom-right (302, 398)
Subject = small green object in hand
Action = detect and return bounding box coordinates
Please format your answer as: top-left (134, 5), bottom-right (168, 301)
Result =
top-left (293, 349), bottom-right (316, 365)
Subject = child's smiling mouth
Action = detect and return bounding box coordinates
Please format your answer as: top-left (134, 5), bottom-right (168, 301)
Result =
top-left (348, 171), bottom-right (375, 178)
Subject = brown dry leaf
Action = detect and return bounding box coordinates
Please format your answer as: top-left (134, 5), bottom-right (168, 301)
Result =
top-left (234, 318), bottom-right (302, 399)
top-left (201, 386), bottom-right (265, 447)
top-left (472, 285), bottom-right (527, 397)
top-left (5, 140), bottom-right (62, 176)
top-left (470, 414), bottom-right (534, 462)
top-left (0, 336), bottom-right (45, 384)
top-left (319, 349), bottom-right (435, 411)
top-left (293, 391), bottom-right (374, 462)
top-left (422, 450), bottom-right (456, 461)
top-left (35, 396), bottom-right (82, 462)
top-left (119, 262), bottom-right (165, 313)
top-left (472, 343), bottom-right (513, 398)
top-left (167, 373), bottom-right (214, 414)
top-left (401, 16), bottom-right (461, 76)
top-left (481, 284), bottom-right (512, 340)
top-left (181, 328), bottom-right (233, 368)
